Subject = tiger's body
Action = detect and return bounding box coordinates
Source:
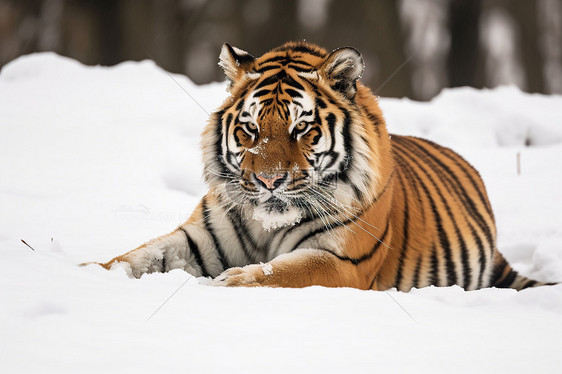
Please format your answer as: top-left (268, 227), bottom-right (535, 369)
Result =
top-left (89, 42), bottom-right (554, 291)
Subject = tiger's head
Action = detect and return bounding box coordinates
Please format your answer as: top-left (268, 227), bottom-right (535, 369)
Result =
top-left (202, 42), bottom-right (391, 230)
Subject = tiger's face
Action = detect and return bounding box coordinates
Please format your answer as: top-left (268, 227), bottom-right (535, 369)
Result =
top-left (203, 42), bottom-right (368, 230)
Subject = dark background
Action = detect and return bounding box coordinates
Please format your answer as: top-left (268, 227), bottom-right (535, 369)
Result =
top-left (1, 0), bottom-right (561, 100)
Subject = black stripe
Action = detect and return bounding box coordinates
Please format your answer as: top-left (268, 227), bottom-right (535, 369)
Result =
top-left (393, 149), bottom-right (425, 221)
top-left (412, 255), bottom-right (423, 289)
top-left (275, 70), bottom-right (287, 80)
top-left (393, 172), bottom-right (410, 290)
top-left (366, 112), bottom-right (381, 137)
top-left (292, 216), bottom-right (357, 251)
top-left (227, 209), bottom-right (260, 263)
top-left (423, 137), bottom-right (494, 218)
top-left (261, 55), bottom-right (290, 64)
top-left (395, 149), bottom-right (437, 283)
top-left (253, 89), bottom-right (270, 97)
top-left (283, 75), bottom-right (305, 91)
top-left (342, 110), bottom-right (353, 153)
top-left (458, 225), bottom-right (471, 288)
top-left (201, 197), bottom-right (229, 271)
top-left (429, 244), bottom-right (440, 286)
top-left (286, 88), bottom-right (302, 98)
top-left (284, 59), bottom-right (313, 67)
top-left (213, 110), bottom-right (229, 176)
top-left (235, 98), bottom-right (245, 111)
top-left (316, 222), bottom-right (390, 265)
top-left (291, 44), bottom-right (324, 56)
top-left (395, 143), bottom-right (464, 285)
top-left (337, 110), bottom-right (353, 179)
top-left (468, 222), bottom-right (486, 289)
top-left (393, 146), bottom-right (457, 286)
top-left (178, 227), bottom-right (210, 277)
top-left (495, 269), bottom-right (518, 288)
top-left (276, 213), bottom-right (318, 247)
top-left (255, 74), bottom-right (279, 90)
top-left (259, 98), bottom-right (273, 108)
top-left (400, 137), bottom-right (496, 287)
top-left (232, 128), bottom-right (244, 149)
top-left (397, 138), bottom-right (475, 288)
top-left (368, 274), bottom-right (378, 290)
top-left (310, 131), bottom-right (322, 146)
top-left (315, 98), bottom-right (327, 109)
top-left (287, 64), bottom-right (314, 72)
top-left (325, 113), bottom-right (337, 153)
top-left (225, 113), bottom-right (233, 147)
top-left (521, 279), bottom-right (538, 289)
top-left (256, 64), bottom-right (281, 73)
top-left (403, 137), bottom-right (494, 253)
top-left (226, 44), bottom-right (255, 65)
top-left (291, 171), bottom-right (394, 252)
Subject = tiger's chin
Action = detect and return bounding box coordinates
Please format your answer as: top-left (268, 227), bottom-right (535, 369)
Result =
top-left (252, 203), bottom-right (303, 232)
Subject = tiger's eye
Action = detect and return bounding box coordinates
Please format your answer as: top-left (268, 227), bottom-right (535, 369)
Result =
top-left (295, 122), bottom-right (308, 131)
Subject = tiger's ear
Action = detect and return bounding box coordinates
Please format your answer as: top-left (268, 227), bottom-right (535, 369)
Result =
top-left (320, 47), bottom-right (364, 99)
top-left (219, 43), bottom-right (256, 89)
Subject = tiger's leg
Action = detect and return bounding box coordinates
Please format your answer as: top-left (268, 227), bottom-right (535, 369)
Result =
top-left (86, 223), bottom-right (222, 278)
top-left (212, 249), bottom-right (375, 289)
top-left (82, 196), bottom-right (231, 278)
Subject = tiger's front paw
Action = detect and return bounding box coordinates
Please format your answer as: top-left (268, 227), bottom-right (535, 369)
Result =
top-left (211, 263), bottom-right (274, 287)
top-left (79, 260), bottom-right (136, 278)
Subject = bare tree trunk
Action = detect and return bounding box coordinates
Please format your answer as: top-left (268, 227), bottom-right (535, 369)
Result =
top-left (119, 0), bottom-right (152, 62)
top-left (447, 0), bottom-right (485, 88)
top-left (60, 0), bottom-right (120, 66)
top-left (0, 0), bottom-right (42, 68)
top-left (508, 0), bottom-right (545, 93)
top-left (236, 0), bottom-right (298, 56)
top-left (324, 0), bottom-right (412, 98)
top-left (364, 0), bottom-right (412, 98)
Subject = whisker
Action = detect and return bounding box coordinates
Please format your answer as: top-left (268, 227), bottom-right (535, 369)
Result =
top-left (311, 186), bottom-right (382, 233)
top-left (307, 187), bottom-right (393, 251)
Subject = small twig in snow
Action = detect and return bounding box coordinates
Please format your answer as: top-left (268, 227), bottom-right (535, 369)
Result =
top-left (21, 239), bottom-right (36, 251)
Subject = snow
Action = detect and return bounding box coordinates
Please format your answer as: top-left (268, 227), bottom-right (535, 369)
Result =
top-left (261, 262), bottom-right (274, 276)
top-left (252, 203), bottom-right (303, 231)
top-left (1, 53), bottom-right (561, 373)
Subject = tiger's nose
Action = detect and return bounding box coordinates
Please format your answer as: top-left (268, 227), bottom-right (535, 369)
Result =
top-left (255, 172), bottom-right (287, 190)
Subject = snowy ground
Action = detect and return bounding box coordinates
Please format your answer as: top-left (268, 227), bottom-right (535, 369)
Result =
top-left (1, 54), bottom-right (561, 373)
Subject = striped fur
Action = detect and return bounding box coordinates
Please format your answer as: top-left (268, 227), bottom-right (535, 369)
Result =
top-left (89, 42), bottom-right (556, 291)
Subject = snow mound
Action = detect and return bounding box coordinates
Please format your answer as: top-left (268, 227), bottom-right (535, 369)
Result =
top-left (381, 86), bottom-right (562, 147)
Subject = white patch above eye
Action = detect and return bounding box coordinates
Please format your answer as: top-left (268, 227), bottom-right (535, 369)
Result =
top-left (238, 101), bottom-right (261, 134)
top-left (249, 102), bottom-right (258, 117)
top-left (288, 92), bottom-right (315, 133)
top-left (297, 71), bottom-right (319, 80)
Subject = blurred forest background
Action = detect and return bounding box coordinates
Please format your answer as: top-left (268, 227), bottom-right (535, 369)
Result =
top-left (1, 0), bottom-right (561, 100)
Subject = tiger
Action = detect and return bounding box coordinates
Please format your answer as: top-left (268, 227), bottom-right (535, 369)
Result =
top-left (84, 41), bottom-right (556, 291)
